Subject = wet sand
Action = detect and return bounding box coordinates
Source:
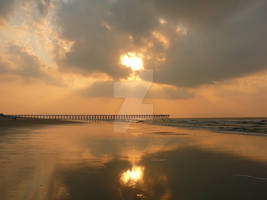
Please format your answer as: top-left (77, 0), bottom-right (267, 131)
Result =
top-left (0, 119), bottom-right (81, 134)
top-left (0, 121), bottom-right (267, 200)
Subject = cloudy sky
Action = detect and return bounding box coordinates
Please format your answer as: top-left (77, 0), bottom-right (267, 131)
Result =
top-left (0, 0), bottom-right (266, 117)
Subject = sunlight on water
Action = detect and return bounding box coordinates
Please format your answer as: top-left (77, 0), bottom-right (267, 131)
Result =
top-left (0, 121), bottom-right (267, 199)
top-left (120, 166), bottom-right (144, 187)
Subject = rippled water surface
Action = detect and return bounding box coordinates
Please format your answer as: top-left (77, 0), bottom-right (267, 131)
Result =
top-left (149, 118), bottom-right (267, 135)
top-left (0, 121), bottom-right (267, 200)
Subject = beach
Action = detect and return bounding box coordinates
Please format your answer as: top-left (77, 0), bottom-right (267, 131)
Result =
top-left (0, 120), bottom-right (267, 200)
top-left (1, 0), bottom-right (266, 199)
top-left (0, 118), bottom-right (81, 135)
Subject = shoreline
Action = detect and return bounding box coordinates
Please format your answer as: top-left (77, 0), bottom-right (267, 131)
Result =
top-left (0, 118), bottom-right (83, 133)
top-left (145, 118), bottom-right (267, 136)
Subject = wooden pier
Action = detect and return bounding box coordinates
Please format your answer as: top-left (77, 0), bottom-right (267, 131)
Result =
top-left (5, 114), bottom-right (170, 121)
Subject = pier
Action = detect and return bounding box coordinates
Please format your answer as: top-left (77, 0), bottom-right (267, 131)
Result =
top-left (3, 114), bottom-right (170, 121)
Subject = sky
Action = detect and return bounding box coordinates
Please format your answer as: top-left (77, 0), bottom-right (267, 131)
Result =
top-left (0, 0), bottom-right (266, 117)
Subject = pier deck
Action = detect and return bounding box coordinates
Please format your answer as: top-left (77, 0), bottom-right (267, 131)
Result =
top-left (4, 114), bottom-right (170, 121)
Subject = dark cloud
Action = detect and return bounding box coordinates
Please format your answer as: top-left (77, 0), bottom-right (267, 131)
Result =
top-left (107, 0), bottom-right (158, 40)
top-left (151, 2), bottom-right (267, 87)
top-left (0, 45), bottom-right (57, 84)
top-left (152, 0), bottom-right (253, 26)
top-left (7, 45), bottom-right (46, 78)
top-left (55, 0), bottom-right (132, 79)
top-left (81, 81), bottom-right (193, 99)
top-left (36, 0), bottom-right (52, 17)
top-left (82, 81), bottom-right (114, 98)
top-left (54, 0), bottom-right (267, 87)
top-left (0, 0), bottom-right (53, 24)
top-left (147, 86), bottom-right (193, 99)
top-left (54, 0), bottom-right (158, 78)
top-left (0, 0), bottom-right (16, 23)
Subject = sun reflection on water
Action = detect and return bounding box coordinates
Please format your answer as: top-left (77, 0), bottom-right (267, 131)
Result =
top-left (120, 166), bottom-right (144, 187)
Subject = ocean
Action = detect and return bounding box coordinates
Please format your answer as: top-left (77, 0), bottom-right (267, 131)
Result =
top-left (149, 118), bottom-right (267, 135)
top-left (0, 119), bottom-right (267, 200)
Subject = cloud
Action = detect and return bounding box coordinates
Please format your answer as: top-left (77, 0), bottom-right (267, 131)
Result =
top-left (81, 81), bottom-right (114, 98)
top-left (7, 45), bottom-right (46, 77)
top-left (81, 80), bottom-right (193, 99)
top-left (152, 0), bottom-right (253, 26)
top-left (0, 0), bottom-right (53, 25)
top-left (106, 0), bottom-right (158, 39)
top-left (0, 44), bottom-right (56, 83)
top-left (36, 0), bottom-right (53, 17)
top-left (54, 0), bottom-right (133, 79)
top-left (0, 0), bottom-right (16, 24)
top-left (150, 0), bottom-right (267, 87)
top-left (53, 0), bottom-right (267, 87)
top-left (2, 0), bottom-right (266, 89)
top-left (54, 0), bottom-right (159, 79)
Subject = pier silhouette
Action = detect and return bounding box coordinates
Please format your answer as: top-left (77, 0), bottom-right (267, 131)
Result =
top-left (1, 114), bottom-right (170, 121)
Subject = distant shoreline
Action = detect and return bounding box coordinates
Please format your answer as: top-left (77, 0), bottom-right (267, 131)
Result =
top-left (0, 118), bottom-right (82, 133)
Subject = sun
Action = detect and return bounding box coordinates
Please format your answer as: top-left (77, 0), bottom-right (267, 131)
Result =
top-left (121, 52), bottom-right (144, 71)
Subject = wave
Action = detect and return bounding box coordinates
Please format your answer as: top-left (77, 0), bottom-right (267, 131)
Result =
top-left (147, 118), bottom-right (267, 136)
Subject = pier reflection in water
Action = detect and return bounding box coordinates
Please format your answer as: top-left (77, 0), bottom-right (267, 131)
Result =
top-left (0, 122), bottom-right (267, 200)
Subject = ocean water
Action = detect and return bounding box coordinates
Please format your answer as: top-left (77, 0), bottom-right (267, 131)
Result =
top-left (0, 121), bottom-right (267, 200)
top-left (149, 118), bottom-right (267, 135)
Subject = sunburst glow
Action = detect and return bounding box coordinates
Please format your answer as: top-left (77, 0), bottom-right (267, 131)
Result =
top-left (121, 52), bottom-right (144, 71)
top-left (120, 166), bottom-right (144, 186)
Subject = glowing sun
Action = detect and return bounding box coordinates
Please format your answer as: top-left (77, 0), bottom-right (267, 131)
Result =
top-left (121, 52), bottom-right (144, 71)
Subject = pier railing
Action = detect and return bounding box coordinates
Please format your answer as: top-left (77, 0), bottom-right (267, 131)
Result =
top-left (5, 114), bottom-right (170, 121)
